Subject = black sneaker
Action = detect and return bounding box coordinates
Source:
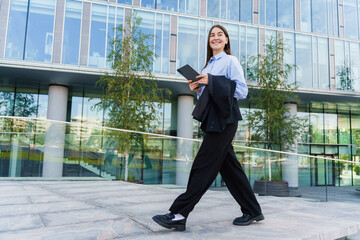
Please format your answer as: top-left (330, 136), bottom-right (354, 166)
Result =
top-left (233, 213), bottom-right (264, 226)
top-left (152, 213), bottom-right (186, 231)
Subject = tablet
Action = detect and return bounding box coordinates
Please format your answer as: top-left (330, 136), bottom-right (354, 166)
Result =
top-left (177, 64), bottom-right (200, 82)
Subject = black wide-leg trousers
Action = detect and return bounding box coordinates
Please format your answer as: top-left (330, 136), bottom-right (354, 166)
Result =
top-left (169, 122), bottom-right (262, 218)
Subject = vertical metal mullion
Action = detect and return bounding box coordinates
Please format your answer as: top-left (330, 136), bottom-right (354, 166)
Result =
top-left (60, 0), bottom-right (67, 64)
top-left (87, 3), bottom-right (93, 67)
top-left (153, 13), bottom-right (156, 72)
top-left (78, 1), bottom-right (84, 66)
top-left (23, 0), bottom-right (31, 60)
top-left (317, 37), bottom-right (320, 88)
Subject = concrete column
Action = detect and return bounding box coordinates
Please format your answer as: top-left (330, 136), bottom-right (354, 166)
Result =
top-left (176, 95), bottom-right (194, 185)
top-left (42, 85), bottom-right (68, 178)
top-left (282, 102), bottom-right (298, 188)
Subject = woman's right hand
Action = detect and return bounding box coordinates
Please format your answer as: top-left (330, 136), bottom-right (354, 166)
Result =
top-left (188, 80), bottom-right (201, 93)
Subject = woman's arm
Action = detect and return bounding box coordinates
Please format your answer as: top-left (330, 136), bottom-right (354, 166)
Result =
top-left (228, 57), bottom-right (248, 100)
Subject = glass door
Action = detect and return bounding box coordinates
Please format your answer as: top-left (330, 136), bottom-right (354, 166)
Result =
top-left (312, 155), bottom-right (335, 186)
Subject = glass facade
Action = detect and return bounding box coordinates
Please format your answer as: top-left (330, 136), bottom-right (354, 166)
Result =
top-left (1, 0), bottom-right (360, 186)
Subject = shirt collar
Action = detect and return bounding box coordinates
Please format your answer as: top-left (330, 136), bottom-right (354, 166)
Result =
top-left (209, 51), bottom-right (227, 63)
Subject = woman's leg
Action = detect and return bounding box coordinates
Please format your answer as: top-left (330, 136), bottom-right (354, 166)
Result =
top-left (219, 145), bottom-right (262, 217)
top-left (169, 122), bottom-right (238, 218)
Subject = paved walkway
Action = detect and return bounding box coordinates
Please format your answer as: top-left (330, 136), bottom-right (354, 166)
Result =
top-left (0, 180), bottom-right (359, 240)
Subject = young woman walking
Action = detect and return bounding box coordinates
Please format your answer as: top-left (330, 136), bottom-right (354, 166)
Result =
top-left (152, 25), bottom-right (264, 231)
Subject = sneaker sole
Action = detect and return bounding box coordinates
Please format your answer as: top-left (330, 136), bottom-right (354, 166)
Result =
top-left (152, 216), bottom-right (186, 231)
top-left (233, 214), bottom-right (265, 226)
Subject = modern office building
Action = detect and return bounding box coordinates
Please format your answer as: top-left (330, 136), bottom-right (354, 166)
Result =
top-left (0, 0), bottom-right (359, 187)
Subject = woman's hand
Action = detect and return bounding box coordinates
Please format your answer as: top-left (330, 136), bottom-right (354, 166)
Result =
top-left (187, 80), bottom-right (201, 93)
top-left (196, 74), bottom-right (209, 85)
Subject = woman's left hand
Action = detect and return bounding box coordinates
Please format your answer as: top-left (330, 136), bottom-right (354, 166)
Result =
top-left (196, 74), bottom-right (209, 85)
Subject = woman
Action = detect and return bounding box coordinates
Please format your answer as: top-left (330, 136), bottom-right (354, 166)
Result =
top-left (153, 25), bottom-right (264, 231)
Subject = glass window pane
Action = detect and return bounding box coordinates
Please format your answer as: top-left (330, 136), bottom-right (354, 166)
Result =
top-left (14, 91), bottom-right (38, 117)
top-left (278, 0), bottom-right (293, 29)
top-left (162, 14), bottom-right (170, 73)
top-left (284, 32), bottom-right (295, 85)
top-left (117, 0), bottom-right (132, 5)
top-left (221, 0), bottom-right (226, 19)
top-left (221, 23), bottom-right (239, 59)
top-left (157, 0), bottom-right (178, 12)
top-left (259, 0), bottom-right (265, 25)
top-left (319, 38), bottom-right (330, 89)
top-left (339, 112), bottom-right (351, 144)
top-left (154, 13), bottom-right (162, 73)
top-left (295, 34), bottom-right (312, 88)
top-left (328, 0), bottom-right (339, 36)
top-left (240, 26), bottom-right (246, 71)
top-left (106, 6), bottom-right (116, 68)
top-left (350, 42), bottom-right (360, 91)
top-left (312, 0), bottom-right (327, 34)
top-left (310, 111), bottom-right (324, 144)
top-left (301, 0), bottom-right (311, 32)
top-left (344, 0), bottom-right (359, 39)
top-left (89, 4), bottom-right (107, 68)
top-left (227, 0), bottom-right (239, 21)
top-left (0, 88), bottom-right (15, 116)
top-left (178, 17), bottom-right (199, 72)
top-left (246, 27), bottom-right (258, 79)
top-left (312, 37), bottom-right (319, 88)
top-left (37, 91), bottom-right (48, 119)
top-left (70, 95), bottom-right (83, 123)
top-left (207, 0), bottom-right (220, 18)
top-left (136, 10), bottom-right (155, 71)
top-left (5, 0), bottom-right (28, 60)
top-left (240, 0), bottom-right (252, 23)
top-left (141, 0), bottom-right (155, 8)
top-left (25, 0), bottom-right (56, 62)
top-left (266, 0), bottom-right (276, 27)
top-left (335, 40), bottom-right (345, 90)
top-left (62, 0), bottom-right (82, 65)
top-left (199, 20), bottom-right (207, 69)
top-left (324, 113), bottom-right (337, 144)
top-left (186, 0), bottom-right (199, 15)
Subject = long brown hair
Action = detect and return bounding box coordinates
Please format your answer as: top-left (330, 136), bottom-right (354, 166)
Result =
top-left (203, 24), bottom-right (232, 69)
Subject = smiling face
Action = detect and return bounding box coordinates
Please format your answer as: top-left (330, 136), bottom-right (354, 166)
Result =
top-left (209, 27), bottom-right (228, 55)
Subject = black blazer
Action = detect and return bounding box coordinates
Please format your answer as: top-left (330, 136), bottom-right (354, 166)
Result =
top-left (192, 74), bottom-right (242, 133)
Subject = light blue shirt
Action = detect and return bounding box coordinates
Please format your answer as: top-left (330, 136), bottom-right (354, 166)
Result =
top-left (197, 51), bottom-right (248, 100)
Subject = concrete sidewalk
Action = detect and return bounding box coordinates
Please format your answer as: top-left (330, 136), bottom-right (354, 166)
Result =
top-left (0, 180), bottom-right (359, 240)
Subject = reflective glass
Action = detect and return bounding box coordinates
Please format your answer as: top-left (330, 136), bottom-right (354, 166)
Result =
top-left (136, 11), bottom-right (155, 71)
top-left (277, 0), bottom-right (293, 29)
top-left (310, 111), bottom-right (324, 143)
top-left (246, 27), bottom-right (258, 79)
top-left (259, 0), bottom-right (265, 25)
top-left (338, 112), bottom-right (351, 144)
top-left (154, 13), bottom-right (162, 73)
top-left (312, 0), bottom-right (327, 34)
top-left (62, 0), bottom-right (82, 65)
top-left (89, 4), bottom-right (107, 68)
top-left (324, 112), bottom-right (337, 144)
top-left (141, 0), bottom-right (155, 8)
top-left (284, 32), bottom-right (295, 85)
top-left (240, 0), bottom-right (252, 23)
top-left (117, 0), bottom-right (132, 5)
top-left (328, 0), bottom-right (339, 36)
top-left (37, 92), bottom-right (48, 119)
top-left (5, 0), bottom-right (28, 59)
top-left (221, 23), bottom-right (239, 59)
top-left (350, 42), bottom-right (360, 91)
top-left (207, 0), bottom-right (220, 18)
top-left (318, 38), bottom-right (330, 89)
top-left (106, 6), bottom-right (116, 68)
top-left (221, 0), bottom-right (226, 19)
top-left (162, 14), bottom-right (170, 74)
top-left (186, 0), bottom-right (199, 15)
top-left (240, 26), bottom-right (246, 70)
top-left (301, 0), bottom-right (311, 32)
top-left (70, 95), bottom-right (83, 123)
top-left (266, 0), bottom-right (276, 27)
top-left (178, 17), bottom-right (199, 71)
top-left (335, 40), bottom-right (347, 90)
top-left (312, 37), bottom-right (319, 88)
top-left (14, 90), bottom-right (38, 118)
top-left (25, 0), bottom-right (56, 62)
top-left (228, 0), bottom-right (239, 21)
top-left (0, 89), bottom-right (15, 116)
top-left (295, 34), bottom-right (312, 88)
top-left (158, 0), bottom-right (178, 11)
top-left (82, 96), bottom-right (104, 124)
top-left (344, 0), bottom-right (359, 39)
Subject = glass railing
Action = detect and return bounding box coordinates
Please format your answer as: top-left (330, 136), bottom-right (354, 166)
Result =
top-left (0, 116), bottom-right (359, 203)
